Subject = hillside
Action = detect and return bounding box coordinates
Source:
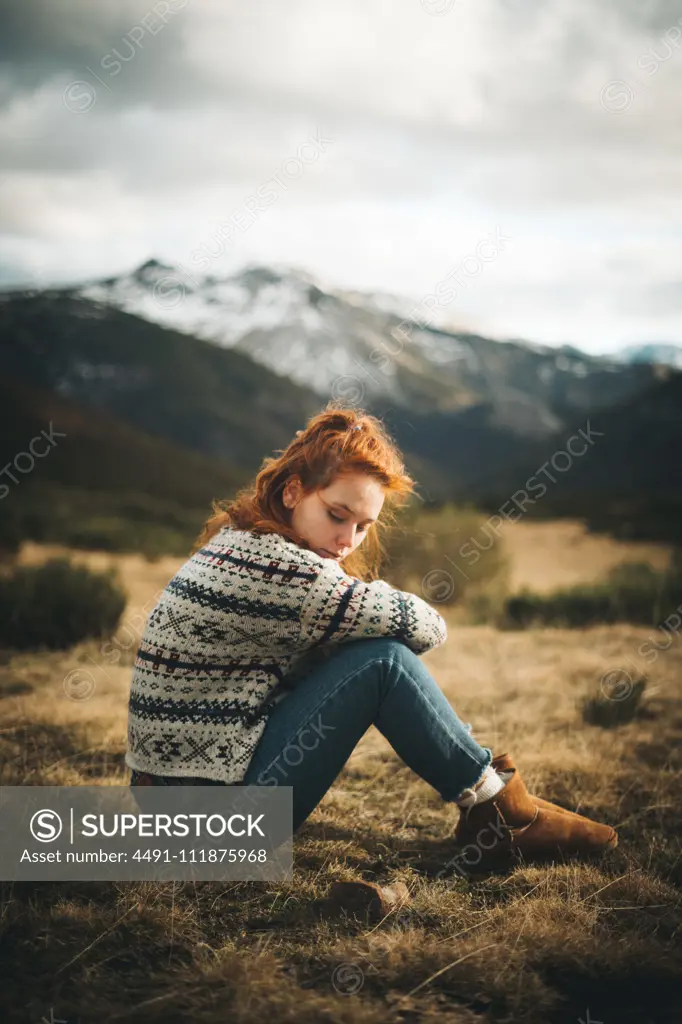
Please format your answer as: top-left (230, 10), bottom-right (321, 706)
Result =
top-left (0, 373), bottom-right (250, 554)
top-left (469, 371), bottom-right (682, 541)
top-left (2, 282), bottom-right (675, 509)
top-left (0, 373), bottom-right (247, 503)
top-left (4, 260), bottom-right (667, 439)
top-left (0, 293), bottom-right (322, 473)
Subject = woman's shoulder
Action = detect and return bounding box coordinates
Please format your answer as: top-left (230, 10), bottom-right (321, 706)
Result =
top-left (210, 525), bottom-right (328, 567)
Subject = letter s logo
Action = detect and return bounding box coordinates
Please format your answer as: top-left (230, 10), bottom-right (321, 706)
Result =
top-left (30, 809), bottom-right (63, 842)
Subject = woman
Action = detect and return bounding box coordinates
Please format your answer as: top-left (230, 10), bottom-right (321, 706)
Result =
top-left (126, 404), bottom-right (617, 872)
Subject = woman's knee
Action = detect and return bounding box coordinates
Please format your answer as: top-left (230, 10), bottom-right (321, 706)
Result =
top-left (346, 636), bottom-right (422, 671)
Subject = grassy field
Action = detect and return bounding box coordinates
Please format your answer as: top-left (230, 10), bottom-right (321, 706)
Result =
top-left (1, 521), bottom-right (680, 1023)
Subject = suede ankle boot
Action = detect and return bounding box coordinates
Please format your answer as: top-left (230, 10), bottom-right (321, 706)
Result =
top-left (454, 756), bottom-right (618, 867)
top-left (491, 752), bottom-right (605, 821)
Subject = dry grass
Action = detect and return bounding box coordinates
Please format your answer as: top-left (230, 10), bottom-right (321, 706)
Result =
top-left (1, 524), bottom-right (681, 1023)
top-left (500, 519), bottom-right (672, 594)
top-left (16, 516), bottom-right (673, 600)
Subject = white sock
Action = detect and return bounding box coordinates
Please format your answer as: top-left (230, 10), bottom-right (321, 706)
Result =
top-left (455, 766), bottom-right (513, 809)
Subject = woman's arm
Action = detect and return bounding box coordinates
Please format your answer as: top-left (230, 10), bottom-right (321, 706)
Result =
top-left (298, 562), bottom-right (447, 655)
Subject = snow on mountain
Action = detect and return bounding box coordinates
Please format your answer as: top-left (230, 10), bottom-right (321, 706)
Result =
top-left (24, 257), bottom-right (670, 436)
top-left (72, 258), bottom-right (481, 405)
top-left (610, 343), bottom-right (682, 370)
top-left (80, 260), bottom-right (322, 346)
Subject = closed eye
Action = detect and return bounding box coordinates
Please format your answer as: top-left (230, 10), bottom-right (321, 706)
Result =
top-left (328, 511), bottom-right (368, 531)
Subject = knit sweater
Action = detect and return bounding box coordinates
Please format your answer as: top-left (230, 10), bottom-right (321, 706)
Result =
top-left (125, 526), bottom-right (447, 783)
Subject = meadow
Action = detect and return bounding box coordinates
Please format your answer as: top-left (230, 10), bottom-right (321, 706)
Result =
top-left (1, 520), bottom-right (680, 1023)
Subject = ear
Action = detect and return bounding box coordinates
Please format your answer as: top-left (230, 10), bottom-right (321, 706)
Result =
top-left (283, 476), bottom-right (301, 508)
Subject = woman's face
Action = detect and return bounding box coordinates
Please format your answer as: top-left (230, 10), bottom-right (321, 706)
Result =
top-left (282, 471), bottom-right (385, 562)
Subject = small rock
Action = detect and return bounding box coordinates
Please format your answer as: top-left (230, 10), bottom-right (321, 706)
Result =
top-left (326, 879), bottom-right (411, 922)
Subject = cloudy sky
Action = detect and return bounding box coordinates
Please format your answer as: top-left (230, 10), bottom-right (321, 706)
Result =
top-left (1, 0), bottom-right (681, 353)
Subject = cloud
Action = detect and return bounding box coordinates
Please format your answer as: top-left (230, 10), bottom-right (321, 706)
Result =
top-left (0, 0), bottom-right (680, 350)
top-left (0, 0), bottom-right (192, 106)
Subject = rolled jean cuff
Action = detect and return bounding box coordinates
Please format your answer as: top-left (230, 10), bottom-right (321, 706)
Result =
top-left (440, 745), bottom-right (494, 804)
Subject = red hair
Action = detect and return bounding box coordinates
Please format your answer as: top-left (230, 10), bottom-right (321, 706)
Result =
top-left (191, 402), bottom-right (416, 581)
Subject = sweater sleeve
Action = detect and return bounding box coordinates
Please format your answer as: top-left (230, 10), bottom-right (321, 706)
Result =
top-left (298, 562), bottom-right (447, 655)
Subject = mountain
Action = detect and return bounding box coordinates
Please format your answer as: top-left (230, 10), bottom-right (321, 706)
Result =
top-left (7, 258), bottom-right (668, 443)
top-left (0, 291), bottom-right (322, 473)
top-left (469, 372), bottom-right (682, 541)
top-left (2, 262), bottom-right (680, 538)
top-left (0, 291), bottom-right (450, 501)
top-left (610, 343), bottom-right (682, 370)
top-left (0, 371), bottom-right (251, 554)
top-left (0, 371), bottom-right (247, 504)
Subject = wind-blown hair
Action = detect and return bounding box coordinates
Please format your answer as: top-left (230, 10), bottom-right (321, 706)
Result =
top-left (191, 402), bottom-right (416, 581)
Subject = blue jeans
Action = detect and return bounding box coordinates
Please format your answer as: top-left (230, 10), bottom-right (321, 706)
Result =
top-left (129, 637), bottom-right (493, 834)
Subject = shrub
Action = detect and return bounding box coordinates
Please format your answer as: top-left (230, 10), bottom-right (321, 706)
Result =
top-left (0, 557), bottom-right (127, 650)
top-left (582, 676), bottom-right (648, 727)
top-left (501, 584), bottom-right (614, 628)
top-left (62, 517), bottom-right (190, 559)
top-left (497, 551), bottom-right (682, 629)
top-left (0, 506), bottom-right (22, 560)
top-left (382, 501), bottom-right (508, 607)
top-left (3, 483), bottom-right (204, 559)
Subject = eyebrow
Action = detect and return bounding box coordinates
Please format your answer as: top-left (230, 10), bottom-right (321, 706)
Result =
top-left (329, 501), bottom-right (377, 525)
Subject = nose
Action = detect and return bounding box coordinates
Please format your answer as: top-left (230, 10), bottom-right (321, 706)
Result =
top-left (335, 522), bottom-right (357, 551)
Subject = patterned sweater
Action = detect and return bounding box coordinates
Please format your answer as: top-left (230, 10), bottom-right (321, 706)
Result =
top-left (125, 526), bottom-right (447, 783)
